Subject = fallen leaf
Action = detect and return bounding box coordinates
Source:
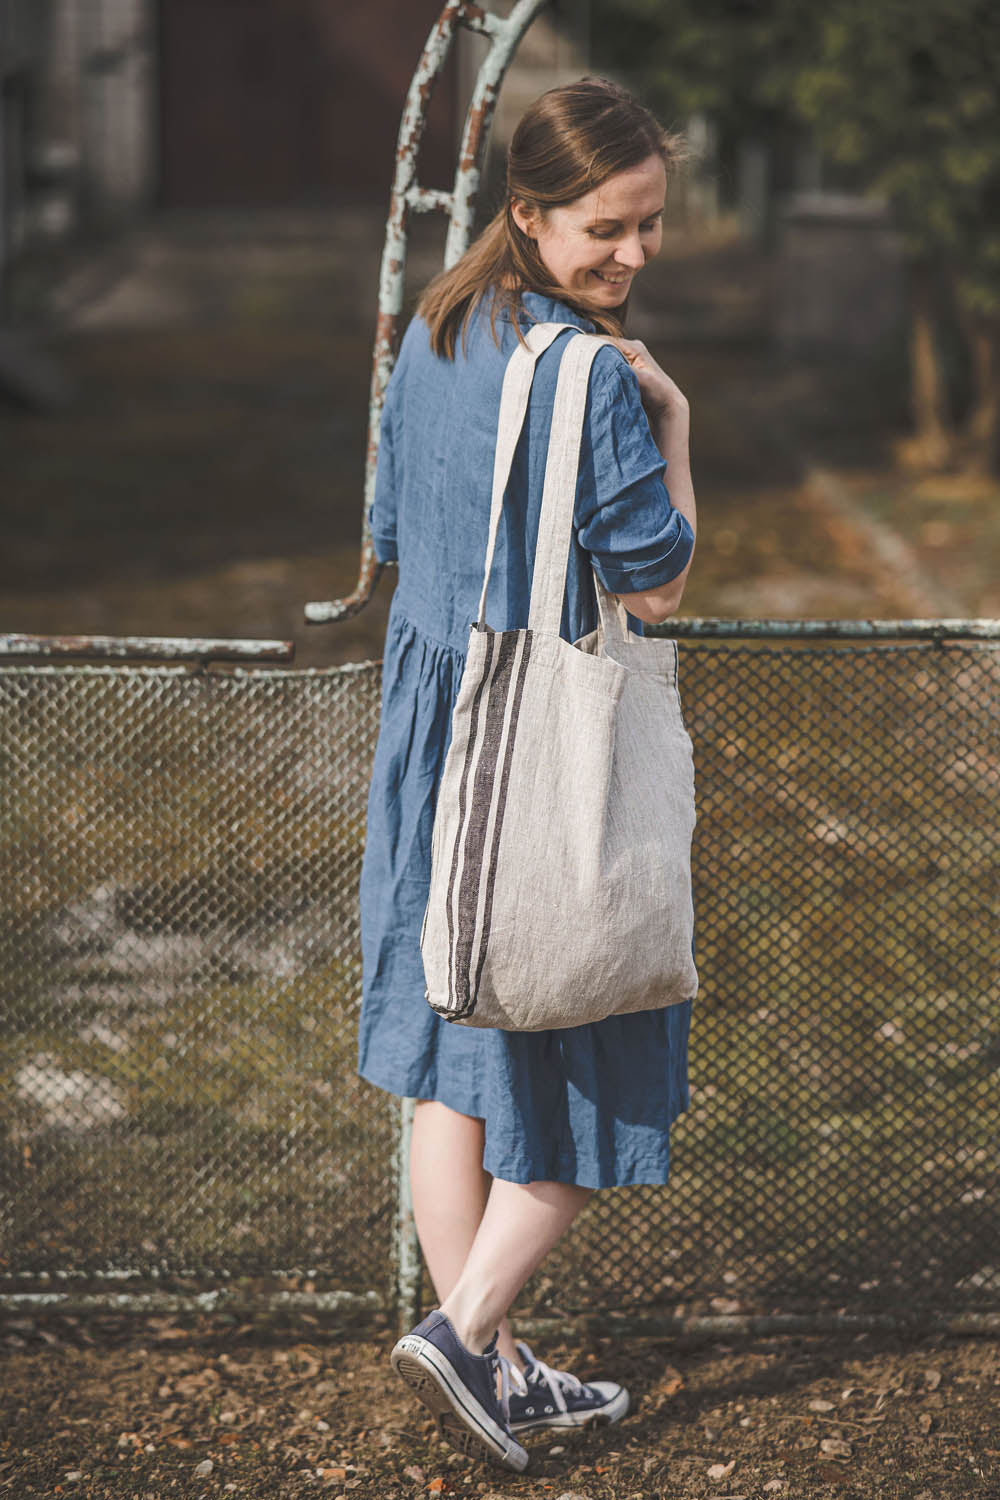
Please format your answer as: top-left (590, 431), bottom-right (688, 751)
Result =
top-left (291, 1347), bottom-right (323, 1380)
top-left (176, 1369), bottom-right (221, 1395)
top-left (808, 1399), bottom-right (835, 1412)
top-left (404, 1465), bottom-right (425, 1484)
top-left (193, 1458), bottom-right (214, 1478)
top-left (710, 1296), bottom-right (743, 1315)
top-left (707, 1460), bottom-right (736, 1479)
top-left (918, 1413), bottom-right (934, 1434)
top-left (763, 1484), bottom-right (785, 1493)
top-left (428, 1481), bottom-right (445, 1494)
top-left (923, 1368), bottom-right (942, 1391)
top-left (819, 1438), bottom-right (852, 1459)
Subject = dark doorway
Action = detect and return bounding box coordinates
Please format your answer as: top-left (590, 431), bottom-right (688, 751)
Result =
top-left (158, 0), bottom-right (459, 206)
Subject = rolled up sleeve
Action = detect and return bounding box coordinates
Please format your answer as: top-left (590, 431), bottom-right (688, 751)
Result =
top-left (575, 355), bottom-right (694, 594)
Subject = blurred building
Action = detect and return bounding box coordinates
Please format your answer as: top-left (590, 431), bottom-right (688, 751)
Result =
top-left (1, 0), bottom-right (469, 266)
top-left (1, 0), bottom-right (905, 358)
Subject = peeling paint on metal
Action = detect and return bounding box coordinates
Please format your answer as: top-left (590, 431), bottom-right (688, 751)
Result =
top-left (304, 0), bottom-right (549, 628)
top-left (406, 187), bottom-right (454, 213)
top-left (394, 1097), bottom-right (421, 1335)
top-left (652, 618), bottom-right (1000, 641)
top-left (445, 0), bottom-right (547, 269)
top-left (0, 633), bottom-right (296, 662)
top-left (0, 1289), bottom-right (382, 1315)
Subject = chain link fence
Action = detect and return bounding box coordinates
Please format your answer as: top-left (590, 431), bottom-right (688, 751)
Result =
top-left (1, 639), bottom-right (998, 1323)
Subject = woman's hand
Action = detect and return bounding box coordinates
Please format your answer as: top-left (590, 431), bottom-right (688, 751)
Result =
top-left (610, 338), bottom-right (688, 420)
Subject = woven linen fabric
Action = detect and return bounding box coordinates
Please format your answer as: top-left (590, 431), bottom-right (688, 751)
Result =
top-left (420, 326), bottom-right (698, 1030)
top-left (358, 289), bottom-right (696, 1188)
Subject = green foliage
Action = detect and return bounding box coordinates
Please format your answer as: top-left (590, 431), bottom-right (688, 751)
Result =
top-left (591, 0), bottom-right (1000, 313)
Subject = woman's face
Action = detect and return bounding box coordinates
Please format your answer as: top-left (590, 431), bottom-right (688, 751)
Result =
top-left (512, 154), bottom-right (666, 308)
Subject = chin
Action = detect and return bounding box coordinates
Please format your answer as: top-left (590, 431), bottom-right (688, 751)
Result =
top-left (588, 276), bottom-right (632, 303)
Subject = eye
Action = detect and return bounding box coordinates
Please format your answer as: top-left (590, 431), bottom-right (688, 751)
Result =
top-left (587, 214), bottom-right (662, 239)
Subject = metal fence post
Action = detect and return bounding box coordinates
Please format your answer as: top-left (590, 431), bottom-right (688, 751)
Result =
top-left (395, 1096), bottom-right (422, 1334)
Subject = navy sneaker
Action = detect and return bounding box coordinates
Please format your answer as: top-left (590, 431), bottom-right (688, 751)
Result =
top-left (506, 1341), bottom-right (630, 1432)
top-left (391, 1310), bottom-right (529, 1472)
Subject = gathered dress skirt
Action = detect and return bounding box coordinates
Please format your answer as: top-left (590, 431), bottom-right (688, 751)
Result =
top-left (358, 602), bottom-right (692, 1191)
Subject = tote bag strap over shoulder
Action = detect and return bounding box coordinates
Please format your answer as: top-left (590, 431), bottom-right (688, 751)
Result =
top-left (476, 321), bottom-right (577, 629)
top-left (527, 331), bottom-right (628, 642)
top-left (475, 323), bottom-right (632, 643)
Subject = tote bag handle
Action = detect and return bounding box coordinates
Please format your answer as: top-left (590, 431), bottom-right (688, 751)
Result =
top-left (527, 331), bottom-right (630, 644)
top-left (475, 322), bottom-right (576, 629)
top-left (476, 322), bottom-right (632, 645)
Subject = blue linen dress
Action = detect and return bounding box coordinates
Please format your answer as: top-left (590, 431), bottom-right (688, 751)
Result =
top-left (358, 289), bottom-right (695, 1190)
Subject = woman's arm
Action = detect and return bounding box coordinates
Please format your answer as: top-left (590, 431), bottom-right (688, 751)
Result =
top-left (609, 339), bottom-right (696, 625)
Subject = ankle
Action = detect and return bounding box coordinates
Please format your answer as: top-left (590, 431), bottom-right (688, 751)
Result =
top-left (437, 1299), bottom-right (494, 1357)
top-left (497, 1333), bottom-right (525, 1374)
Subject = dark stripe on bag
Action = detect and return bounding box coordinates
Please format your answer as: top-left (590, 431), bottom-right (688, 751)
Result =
top-left (445, 629), bottom-right (497, 1010)
top-left (451, 632), bottom-right (521, 1015)
top-left (472, 631), bottom-right (533, 1006)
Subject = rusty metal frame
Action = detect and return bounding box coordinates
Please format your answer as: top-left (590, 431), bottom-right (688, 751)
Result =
top-left (0, 633), bottom-right (295, 663)
top-left (304, 0), bottom-right (550, 628)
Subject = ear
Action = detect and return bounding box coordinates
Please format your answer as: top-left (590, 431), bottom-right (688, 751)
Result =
top-left (510, 199), bottom-right (539, 239)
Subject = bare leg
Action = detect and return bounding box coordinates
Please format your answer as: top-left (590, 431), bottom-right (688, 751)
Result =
top-left (438, 1175), bottom-right (592, 1357)
top-left (410, 1099), bottom-right (520, 1367)
top-left (410, 1100), bottom-right (489, 1299)
top-left (409, 1100), bottom-right (591, 1368)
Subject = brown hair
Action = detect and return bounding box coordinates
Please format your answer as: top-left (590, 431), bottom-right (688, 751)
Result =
top-left (417, 77), bottom-right (688, 359)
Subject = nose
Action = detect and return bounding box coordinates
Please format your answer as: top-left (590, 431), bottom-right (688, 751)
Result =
top-left (613, 233), bottom-right (645, 270)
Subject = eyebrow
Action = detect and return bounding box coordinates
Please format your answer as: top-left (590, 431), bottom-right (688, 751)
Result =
top-left (587, 209), bottom-right (664, 227)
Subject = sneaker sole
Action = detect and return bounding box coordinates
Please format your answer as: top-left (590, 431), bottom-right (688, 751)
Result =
top-left (509, 1385), bottom-right (631, 1433)
top-left (391, 1334), bottom-right (530, 1473)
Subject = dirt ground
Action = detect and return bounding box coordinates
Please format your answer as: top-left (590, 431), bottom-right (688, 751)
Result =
top-left (2, 1312), bottom-right (998, 1499)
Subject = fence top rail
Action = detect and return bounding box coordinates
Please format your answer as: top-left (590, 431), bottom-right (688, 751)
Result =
top-left (0, 633), bottom-right (296, 663)
top-left (1, 622), bottom-right (997, 665)
top-left (653, 618), bottom-right (1000, 641)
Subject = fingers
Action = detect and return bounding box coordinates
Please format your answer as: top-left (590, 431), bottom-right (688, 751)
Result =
top-left (610, 339), bottom-right (647, 370)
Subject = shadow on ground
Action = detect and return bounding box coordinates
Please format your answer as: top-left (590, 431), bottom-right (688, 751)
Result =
top-left (1, 1311), bottom-right (997, 1497)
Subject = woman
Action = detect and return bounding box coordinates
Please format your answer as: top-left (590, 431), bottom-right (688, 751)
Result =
top-left (359, 77), bottom-right (697, 1471)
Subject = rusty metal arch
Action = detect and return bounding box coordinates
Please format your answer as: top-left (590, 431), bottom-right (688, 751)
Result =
top-left (304, 0), bottom-right (550, 629)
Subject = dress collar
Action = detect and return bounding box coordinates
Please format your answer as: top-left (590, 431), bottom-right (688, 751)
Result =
top-left (499, 289), bottom-right (597, 335)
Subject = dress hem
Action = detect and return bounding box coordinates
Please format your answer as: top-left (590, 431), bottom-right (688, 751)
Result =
top-left (357, 1060), bottom-right (685, 1191)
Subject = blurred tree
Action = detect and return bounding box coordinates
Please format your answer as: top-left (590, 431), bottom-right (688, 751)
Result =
top-left (591, 0), bottom-right (1000, 476)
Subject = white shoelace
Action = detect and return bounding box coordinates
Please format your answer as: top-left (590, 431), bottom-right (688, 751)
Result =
top-left (493, 1351), bottom-right (515, 1422)
top-left (511, 1341), bottom-right (585, 1415)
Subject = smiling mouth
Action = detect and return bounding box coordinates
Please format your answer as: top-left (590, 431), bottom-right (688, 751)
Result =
top-left (592, 269), bottom-right (632, 287)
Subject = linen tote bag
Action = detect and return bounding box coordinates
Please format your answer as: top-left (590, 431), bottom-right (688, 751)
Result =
top-left (420, 322), bottom-right (698, 1031)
